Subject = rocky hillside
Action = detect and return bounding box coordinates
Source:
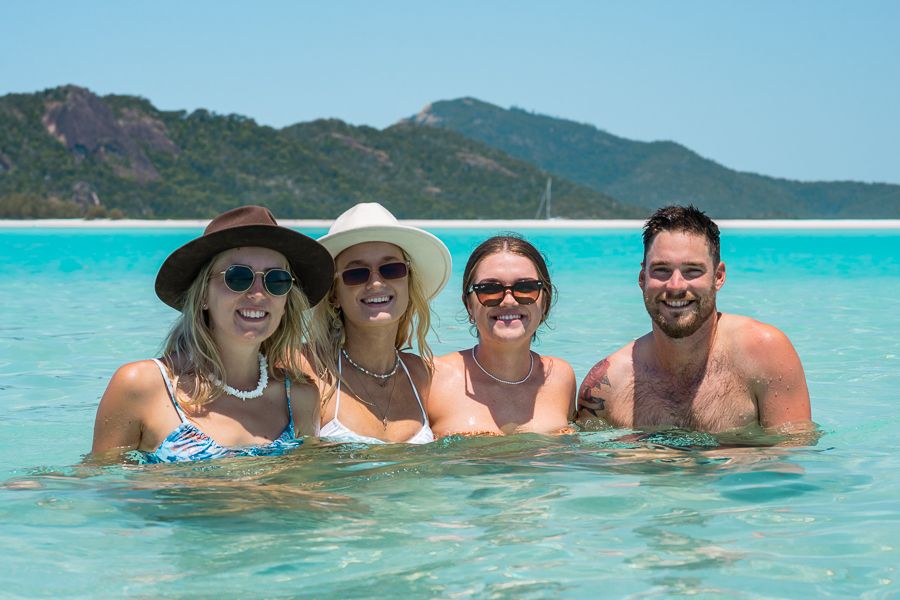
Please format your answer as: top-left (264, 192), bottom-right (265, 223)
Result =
top-left (0, 86), bottom-right (640, 219)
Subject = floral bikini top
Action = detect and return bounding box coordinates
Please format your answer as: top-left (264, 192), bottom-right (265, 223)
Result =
top-left (134, 359), bottom-right (301, 464)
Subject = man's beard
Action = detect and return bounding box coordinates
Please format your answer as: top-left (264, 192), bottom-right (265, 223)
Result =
top-left (644, 286), bottom-right (717, 339)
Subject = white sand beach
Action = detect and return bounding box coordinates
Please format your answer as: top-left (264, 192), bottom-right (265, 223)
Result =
top-left (2, 218), bottom-right (900, 230)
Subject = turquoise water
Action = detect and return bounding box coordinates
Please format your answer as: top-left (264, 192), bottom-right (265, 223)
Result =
top-left (1, 226), bottom-right (899, 597)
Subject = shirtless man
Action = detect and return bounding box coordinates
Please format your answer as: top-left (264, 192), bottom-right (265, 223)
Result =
top-left (577, 205), bottom-right (812, 435)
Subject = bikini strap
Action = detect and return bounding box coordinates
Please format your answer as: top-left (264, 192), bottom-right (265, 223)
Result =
top-left (398, 356), bottom-right (427, 420)
top-left (284, 377), bottom-right (295, 434)
top-left (151, 359), bottom-right (187, 423)
top-left (335, 356), bottom-right (344, 416)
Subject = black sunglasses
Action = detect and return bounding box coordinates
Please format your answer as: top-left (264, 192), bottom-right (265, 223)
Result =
top-left (219, 264), bottom-right (295, 297)
top-left (467, 279), bottom-right (544, 306)
top-left (339, 261), bottom-right (409, 286)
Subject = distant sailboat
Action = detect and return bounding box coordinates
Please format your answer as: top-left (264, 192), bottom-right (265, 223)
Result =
top-left (534, 177), bottom-right (552, 219)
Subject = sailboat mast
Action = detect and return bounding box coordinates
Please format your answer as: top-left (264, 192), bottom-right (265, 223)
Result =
top-left (535, 177), bottom-right (553, 219)
top-left (545, 177), bottom-right (552, 219)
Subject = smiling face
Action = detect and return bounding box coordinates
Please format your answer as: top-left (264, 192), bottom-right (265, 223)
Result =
top-left (333, 242), bottom-right (410, 331)
top-left (639, 230), bottom-right (726, 339)
top-left (205, 246), bottom-right (290, 347)
top-left (466, 251), bottom-right (545, 344)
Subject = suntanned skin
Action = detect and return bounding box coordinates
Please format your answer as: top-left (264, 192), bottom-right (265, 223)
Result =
top-left (577, 230), bottom-right (811, 434)
top-left (91, 247), bottom-right (320, 460)
top-left (429, 349), bottom-right (575, 436)
top-left (92, 358), bottom-right (319, 456)
top-left (313, 242), bottom-right (433, 443)
top-left (428, 251), bottom-right (576, 436)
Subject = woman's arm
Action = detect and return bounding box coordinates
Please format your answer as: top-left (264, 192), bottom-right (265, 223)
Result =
top-left (288, 380), bottom-right (321, 437)
top-left (91, 361), bottom-right (159, 457)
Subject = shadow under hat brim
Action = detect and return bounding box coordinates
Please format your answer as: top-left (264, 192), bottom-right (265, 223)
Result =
top-left (156, 224), bottom-right (335, 310)
top-left (318, 225), bottom-right (452, 299)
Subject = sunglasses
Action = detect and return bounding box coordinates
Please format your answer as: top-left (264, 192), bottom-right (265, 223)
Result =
top-left (467, 279), bottom-right (544, 306)
top-left (219, 264), bottom-right (294, 296)
top-left (339, 261), bottom-right (409, 286)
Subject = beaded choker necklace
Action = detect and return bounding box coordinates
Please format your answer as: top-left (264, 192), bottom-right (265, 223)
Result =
top-left (341, 347), bottom-right (401, 382)
top-left (211, 353), bottom-right (269, 400)
top-left (471, 346), bottom-right (534, 385)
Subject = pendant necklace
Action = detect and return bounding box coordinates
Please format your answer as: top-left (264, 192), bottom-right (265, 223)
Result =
top-left (354, 360), bottom-right (399, 429)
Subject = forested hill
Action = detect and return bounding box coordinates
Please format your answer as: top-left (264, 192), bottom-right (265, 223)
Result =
top-left (408, 98), bottom-right (900, 218)
top-left (0, 86), bottom-right (641, 219)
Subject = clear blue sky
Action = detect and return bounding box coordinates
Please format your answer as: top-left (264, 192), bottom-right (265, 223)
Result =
top-left (3, 1), bottom-right (898, 184)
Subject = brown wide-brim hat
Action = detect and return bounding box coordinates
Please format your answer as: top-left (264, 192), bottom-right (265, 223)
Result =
top-left (155, 205), bottom-right (335, 310)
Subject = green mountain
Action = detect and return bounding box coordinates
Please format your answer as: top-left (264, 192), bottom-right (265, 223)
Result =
top-left (408, 98), bottom-right (900, 218)
top-left (0, 86), bottom-right (640, 219)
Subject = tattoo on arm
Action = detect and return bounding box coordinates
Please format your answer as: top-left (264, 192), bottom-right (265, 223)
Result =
top-left (577, 359), bottom-right (611, 420)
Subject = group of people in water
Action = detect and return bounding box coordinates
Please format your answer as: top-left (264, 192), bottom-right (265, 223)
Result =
top-left (91, 202), bottom-right (812, 463)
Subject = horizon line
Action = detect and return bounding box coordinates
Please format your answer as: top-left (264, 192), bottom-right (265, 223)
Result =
top-left (3, 218), bottom-right (900, 230)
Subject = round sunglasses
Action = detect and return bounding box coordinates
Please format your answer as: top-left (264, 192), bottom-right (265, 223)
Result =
top-left (339, 261), bottom-right (409, 286)
top-left (467, 279), bottom-right (544, 306)
top-left (218, 265), bottom-right (295, 296)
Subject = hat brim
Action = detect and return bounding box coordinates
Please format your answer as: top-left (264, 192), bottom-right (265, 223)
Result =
top-left (156, 224), bottom-right (335, 310)
top-left (318, 224), bottom-right (451, 299)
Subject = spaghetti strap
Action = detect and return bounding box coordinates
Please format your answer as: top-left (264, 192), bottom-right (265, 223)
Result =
top-left (284, 378), bottom-right (295, 435)
top-left (398, 357), bottom-right (427, 420)
top-left (335, 358), bottom-right (344, 415)
top-left (151, 359), bottom-right (187, 423)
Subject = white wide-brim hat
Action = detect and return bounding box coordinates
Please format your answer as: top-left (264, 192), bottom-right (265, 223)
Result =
top-left (318, 202), bottom-right (452, 300)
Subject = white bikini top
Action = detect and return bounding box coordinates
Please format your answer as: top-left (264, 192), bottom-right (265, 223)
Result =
top-left (320, 355), bottom-right (435, 444)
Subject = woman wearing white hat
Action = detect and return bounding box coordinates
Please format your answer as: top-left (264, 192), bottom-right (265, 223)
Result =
top-left (309, 202), bottom-right (451, 444)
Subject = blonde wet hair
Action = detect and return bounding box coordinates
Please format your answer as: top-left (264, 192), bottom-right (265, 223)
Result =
top-left (309, 249), bottom-right (434, 394)
top-left (160, 252), bottom-right (319, 407)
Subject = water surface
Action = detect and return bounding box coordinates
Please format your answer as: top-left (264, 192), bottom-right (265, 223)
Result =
top-left (1, 226), bottom-right (898, 597)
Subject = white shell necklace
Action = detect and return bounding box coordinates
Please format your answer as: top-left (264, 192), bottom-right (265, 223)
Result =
top-left (211, 353), bottom-right (269, 400)
top-left (471, 346), bottom-right (534, 385)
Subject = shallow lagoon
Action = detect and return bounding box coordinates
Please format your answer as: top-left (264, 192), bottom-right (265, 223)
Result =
top-left (1, 226), bottom-right (899, 597)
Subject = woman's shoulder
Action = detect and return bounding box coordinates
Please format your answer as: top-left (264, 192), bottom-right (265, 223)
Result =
top-left (109, 359), bottom-right (168, 391)
top-left (540, 353), bottom-right (574, 376)
top-left (433, 349), bottom-right (470, 378)
top-left (538, 354), bottom-right (576, 391)
top-left (99, 359), bottom-right (170, 416)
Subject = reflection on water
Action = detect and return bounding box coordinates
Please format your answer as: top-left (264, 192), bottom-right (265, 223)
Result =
top-left (5, 433), bottom-right (886, 597)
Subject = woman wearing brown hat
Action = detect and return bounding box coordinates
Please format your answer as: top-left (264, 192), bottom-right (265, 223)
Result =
top-left (307, 202), bottom-right (452, 444)
top-left (91, 205), bottom-right (335, 462)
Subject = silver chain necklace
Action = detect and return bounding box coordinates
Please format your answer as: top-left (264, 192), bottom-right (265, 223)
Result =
top-left (211, 353), bottom-right (269, 400)
top-left (341, 347), bottom-right (401, 381)
top-left (471, 346), bottom-right (534, 385)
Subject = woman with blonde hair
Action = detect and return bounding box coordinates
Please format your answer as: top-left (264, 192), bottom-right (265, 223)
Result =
top-left (308, 203), bottom-right (451, 444)
top-left (92, 205), bottom-right (334, 462)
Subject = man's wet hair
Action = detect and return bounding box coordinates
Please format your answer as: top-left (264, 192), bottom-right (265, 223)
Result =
top-left (642, 205), bottom-right (721, 265)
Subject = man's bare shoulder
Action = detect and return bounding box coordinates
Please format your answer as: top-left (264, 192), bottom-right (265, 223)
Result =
top-left (576, 340), bottom-right (638, 425)
top-left (719, 313), bottom-right (799, 371)
top-left (718, 314), bottom-right (811, 429)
